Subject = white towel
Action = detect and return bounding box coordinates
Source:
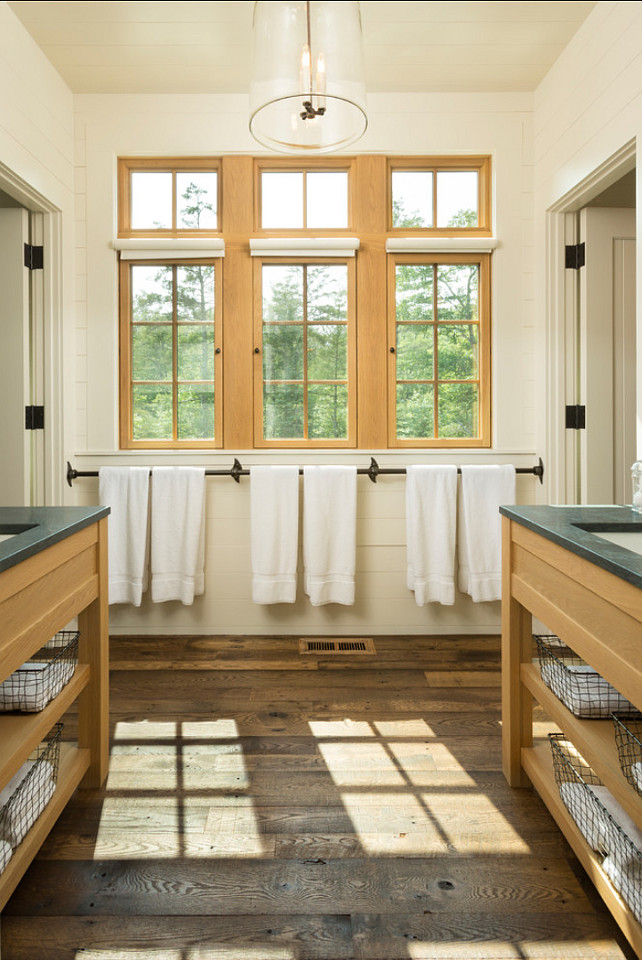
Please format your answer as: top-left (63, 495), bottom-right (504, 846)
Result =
top-left (458, 465), bottom-right (516, 602)
top-left (633, 762), bottom-right (642, 792)
top-left (0, 760), bottom-right (56, 847)
top-left (151, 467), bottom-right (206, 604)
top-left (99, 467), bottom-right (150, 606)
top-left (0, 658), bottom-right (75, 713)
top-left (250, 466), bottom-right (300, 604)
top-left (0, 839), bottom-right (11, 874)
top-left (603, 855), bottom-right (642, 924)
top-left (406, 465), bottom-right (457, 606)
top-left (303, 466), bottom-right (357, 606)
top-left (540, 661), bottom-right (636, 717)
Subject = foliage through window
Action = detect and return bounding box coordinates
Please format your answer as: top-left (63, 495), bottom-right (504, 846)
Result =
top-left (255, 262), bottom-right (355, 446)
top-left (390, 157), bottom-right (491, 234)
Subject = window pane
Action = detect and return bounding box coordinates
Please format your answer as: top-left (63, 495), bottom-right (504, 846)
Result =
top-left (262, 172), bottom-right (304, 228)
top-left (396, 383), bottom-right (434, 439)
top-left (176, 173), bottom-right (218, 230)
top-left (308, 385), bottom-right (348, 439)
top-left (177, 384), bottom-right (215, 439)
top-left (263, 324), bottom-right (304, 381)
top-left (396, 265), bottom-right (433, 321)
top-left (307, 172), bottom-right (348, 228)
top-left (131, 172), bottom-right (172, 230)
top-left (262, 265), bottom-right (304, 322)
top-left (264, 384), bottom-right (304, 439)
top-left (437, 264), bottom-right (478, 321)
top-left (307, 265), bottom-right (348, 322)
top-left (392, 171), bottom-right (433, 228)
top-left (177, 326), bottom-right (215, 381)
top-left (437, 171), bottom-right (478, 228)
top-left (396, 325), bottom-right (433, 381)
top-left (438, 383), bottom-right (479, 438)
top-left (437, 324), bottom-right (478, 380)
top-left (132, 384), bottom-right (173, 440)
top-left (132, 325), bottom-right (173, 381)
top-left (307, 325), bottom-right (347, 380)
top-left (176, 265), bottom-right (215, 323)
top-left (132, 266), bottom-right (172, 322)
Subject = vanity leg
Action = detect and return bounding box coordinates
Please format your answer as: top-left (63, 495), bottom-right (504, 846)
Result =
top-left (501, 516), bottom-right (533, 787)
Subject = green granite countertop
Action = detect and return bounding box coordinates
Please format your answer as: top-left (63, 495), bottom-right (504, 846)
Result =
top-left (0, 505), bottom-right (109, 574)
top-left (499, 504), bottom-right (642, 590)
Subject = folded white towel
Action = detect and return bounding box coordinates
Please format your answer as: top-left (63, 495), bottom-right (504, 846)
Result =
top-left (406, 465), bottom-right (457, 606)
top-left (633, 762), bottom-right (642, 792)
top-left (0, 759), bottom-right (56, 847)
top-left (458, 465), bottom-right (516, 602)
top-left (559, 782), bottom-right (612, 853)
top-left (303, 466), bottom-right (357, 606)
top-left (540, 661), bottom-right (636, 717)
top-left (151, 467), bottom-right (206, 604)
top-left (0, 838), bottom-right (11, 874)
top-left (250, 466), bottom-right (299, 604)
top-left (99, 466), bottom-right (150, 606)
top-left (0, 658), bottom-right (75, 713)
top-left (603, 854), bottom-right (642, 924)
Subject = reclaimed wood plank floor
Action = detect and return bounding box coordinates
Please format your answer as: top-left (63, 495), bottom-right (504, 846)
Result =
top-left (1, 635), bottom-right (636, 960)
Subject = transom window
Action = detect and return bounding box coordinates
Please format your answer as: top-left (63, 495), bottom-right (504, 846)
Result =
top-left (119, 159), bottom-right (220, 235)
top-left (257, 160), bottom-right (352, 230)
top-left (389, 157), bottom-right (491, 234)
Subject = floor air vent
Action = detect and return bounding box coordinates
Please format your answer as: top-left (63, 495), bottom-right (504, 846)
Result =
top-left (299, 638), bottom-right (376, 655)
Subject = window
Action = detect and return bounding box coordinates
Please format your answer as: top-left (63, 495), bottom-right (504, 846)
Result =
top-left (117, 155), bottom-right (492, 450)
top-left (388, 254), bottom-right (491, 447)
top-left (389, 157), bottom-right (491, 234)
top-left (254, 260), bottom-right (356, 446)
top-left (119, 260), bottom-right (222, 448)
top-left (119, 158), bottom-right (220, 235)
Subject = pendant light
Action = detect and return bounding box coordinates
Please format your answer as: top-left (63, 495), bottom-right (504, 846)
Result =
top-left (249, 1), bottom-right (367, 155)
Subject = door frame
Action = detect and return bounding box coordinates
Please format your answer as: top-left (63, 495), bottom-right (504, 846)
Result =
top-left (0, 159), bottom-right (64, 505)
top-left (545, 139), bottom-right (637, 504)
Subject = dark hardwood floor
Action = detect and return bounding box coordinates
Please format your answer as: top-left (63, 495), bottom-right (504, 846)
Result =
top-left (1, 635), bottom-right (636, 959)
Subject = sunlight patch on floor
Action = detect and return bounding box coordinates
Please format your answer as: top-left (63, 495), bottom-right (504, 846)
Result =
top-left (308, 718), bottom-right (376, 737)
top-left (74, 949), bottom-right (296, 960)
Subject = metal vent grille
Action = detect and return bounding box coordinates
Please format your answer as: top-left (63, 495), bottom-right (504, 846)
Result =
top-left (299, 638), bottom-right (376, 655)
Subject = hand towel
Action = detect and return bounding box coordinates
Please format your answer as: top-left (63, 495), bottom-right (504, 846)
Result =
top-left (458, 465), bottom-right (516, 602)
top-left (250, 466), bottom-right (299, 604)
top-left (0, 839), bottom-right (11, 874)
top-left (406, 465), bottom-right (457, 605)
top-left (540, 661), bottom-right (637, 717)
top-left (0, 658), bottom-right (75, 713)
top-left (151, 467), bottom-right (206, 604)
top-left (0, 759), bottom-right (56, 847)
top-left (303, 466), bottom-right (357, 606)
top-left (99, 467), bottom-right (150, 605)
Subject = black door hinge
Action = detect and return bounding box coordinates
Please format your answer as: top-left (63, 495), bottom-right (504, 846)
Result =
top-left (565, 404), bottom-right (586, 429)
top-left (25, 405), bottom-right (44, 430)
top-left (24, 243), bottom-right (44, 271)
top-left (565, 242), bottom-right (585, 270)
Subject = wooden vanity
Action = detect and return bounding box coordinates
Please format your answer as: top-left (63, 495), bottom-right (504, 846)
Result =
top-left (0, 506), bottom-right (109, 911)
top-left (501, 505), bottom-right (642, 957)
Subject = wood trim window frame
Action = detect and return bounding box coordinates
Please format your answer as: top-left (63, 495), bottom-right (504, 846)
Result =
top-left (253, 256), bottom-right (357, 449)
top-left (254, 157), bottom-right (356, 235)
top-left (119, 257), bottom-right (223, 450)
top-left (387, 251), bottom-right (492, 449)
top-left (118, 157), bottom-right (222, 238)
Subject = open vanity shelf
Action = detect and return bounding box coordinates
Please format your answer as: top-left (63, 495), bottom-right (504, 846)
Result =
top-left (501, 507), bottom-right (642, 958)
top-left (0, 508), bottom-right (109, 912)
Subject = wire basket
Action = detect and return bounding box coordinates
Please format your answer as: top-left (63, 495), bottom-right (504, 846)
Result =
top-left (535, 635), bottom-right (637, 718)
top-left (0, 723), bottom-right (61, 849)
top-left (0, 630), bottom-right (78, 713)
top-left (613, 713), bottom-right (642, 797)
top-left (549, 733), bottom-right (642, 925)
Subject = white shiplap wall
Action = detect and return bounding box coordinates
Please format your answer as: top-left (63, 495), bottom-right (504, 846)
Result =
top-left (72, 91), bottom-right (540, 636)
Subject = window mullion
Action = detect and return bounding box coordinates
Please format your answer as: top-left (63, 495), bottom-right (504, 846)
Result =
top-left (303, 265), bottom-right (309, 440)
top-left (433, 263), bottom-right (438, 439)
top-left (172, 265), bottom-right (178, 440)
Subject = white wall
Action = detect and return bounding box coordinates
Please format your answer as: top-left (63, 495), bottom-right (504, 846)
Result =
top-left (532, 0), bottom-right (642, 485)
top-left (0, 2), bottom-right (75, 506)
top-left (72, 90), bottom-right (540, 636)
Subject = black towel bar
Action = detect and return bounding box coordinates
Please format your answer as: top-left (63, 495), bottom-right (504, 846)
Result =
top-left (66, 457), bottom-right (544, 486)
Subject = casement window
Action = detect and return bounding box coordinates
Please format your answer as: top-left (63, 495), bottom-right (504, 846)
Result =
top-left (117, 155), bottom-right (492, 450)
top-left (254, 260), bottom-right (356, 447)
top-left (119, 260), bottom-right (222, 448)
top-left (388, 254), bottom-right (491, 447)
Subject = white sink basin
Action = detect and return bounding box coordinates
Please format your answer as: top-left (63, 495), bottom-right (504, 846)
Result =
top-left (592, 529), bottom-right (642, 556)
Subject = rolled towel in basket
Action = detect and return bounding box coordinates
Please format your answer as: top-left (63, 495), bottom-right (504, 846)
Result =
top-left (0, 839), bottom-right (11, 874)
top-left (0, 759), bottom-right (56, 847)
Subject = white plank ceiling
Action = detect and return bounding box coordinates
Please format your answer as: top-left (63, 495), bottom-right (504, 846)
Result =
top-left (7, 0), bottom-right (598, 94)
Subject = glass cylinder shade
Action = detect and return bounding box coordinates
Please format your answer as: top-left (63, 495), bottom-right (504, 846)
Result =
top-left (250, 1), bottom-right (367, 154)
